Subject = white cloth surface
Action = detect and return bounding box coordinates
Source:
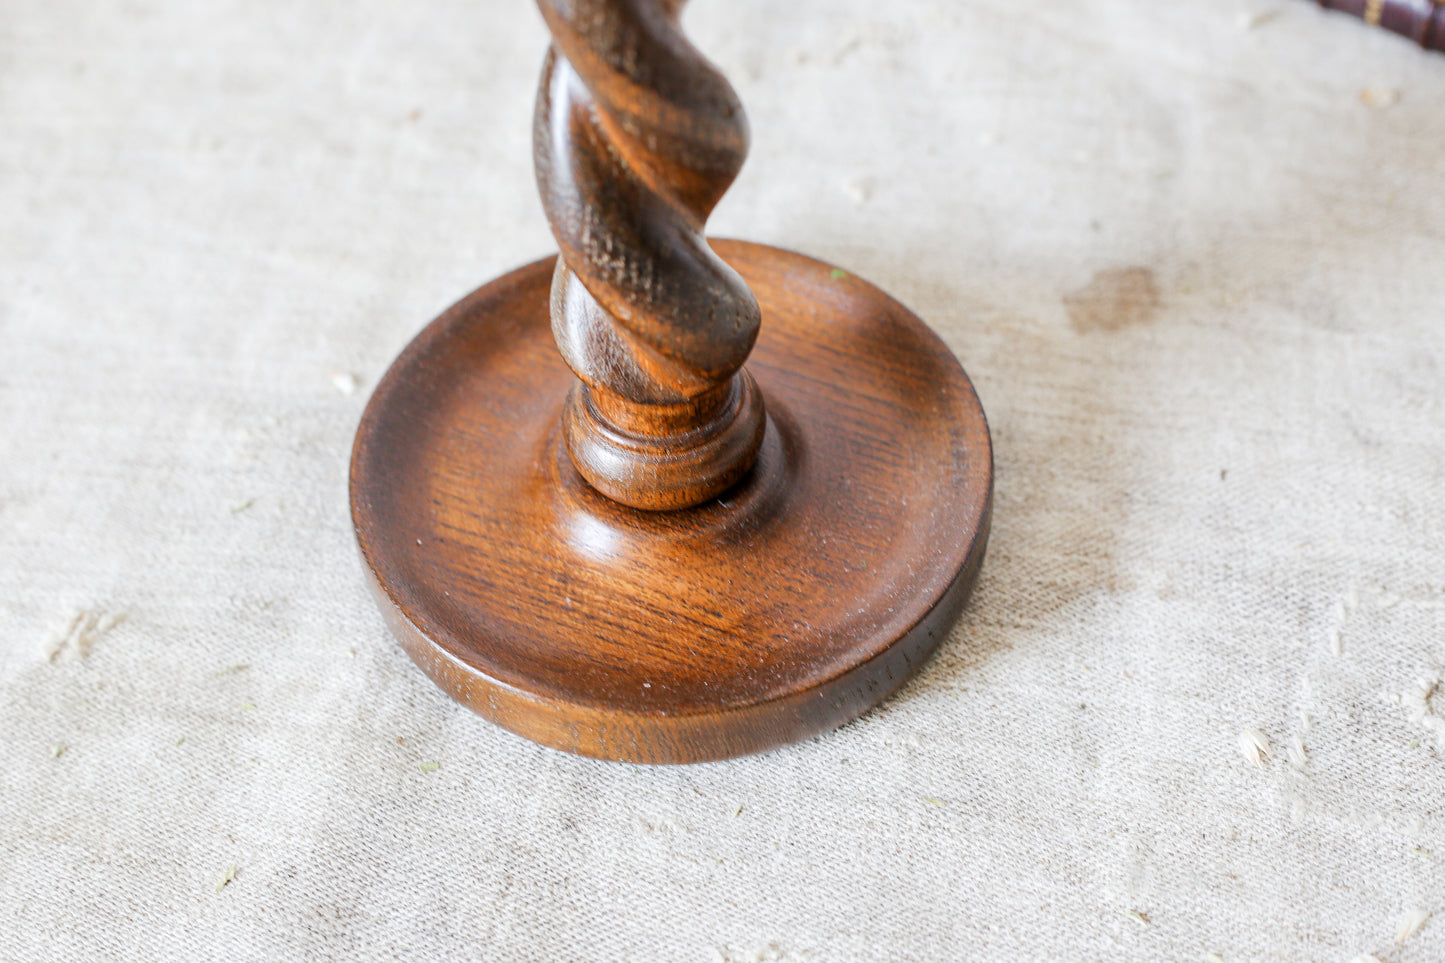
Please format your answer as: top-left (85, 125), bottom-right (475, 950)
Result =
top-left (2, 1), bottom-right (1443, 960)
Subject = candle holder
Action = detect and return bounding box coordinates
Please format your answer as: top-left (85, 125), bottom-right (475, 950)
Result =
top-left (349, 0), bottom-right (993, 763)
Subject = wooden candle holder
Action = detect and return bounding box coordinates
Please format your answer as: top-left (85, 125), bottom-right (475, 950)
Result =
top-left (350, 0), bottom-right (993, 763)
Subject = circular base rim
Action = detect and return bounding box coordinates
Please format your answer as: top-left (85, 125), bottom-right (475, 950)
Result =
top-left (350, 240), bottom-right (993, 764)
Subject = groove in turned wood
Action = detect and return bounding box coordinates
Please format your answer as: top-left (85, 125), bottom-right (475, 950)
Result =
top-left (535, 0), bottom-right (764, 509)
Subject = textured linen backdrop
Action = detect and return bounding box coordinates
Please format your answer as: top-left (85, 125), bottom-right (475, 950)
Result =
top-left (2, 1), bottom-right (1443, 960)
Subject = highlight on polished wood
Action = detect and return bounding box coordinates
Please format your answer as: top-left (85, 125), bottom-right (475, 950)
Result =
top-left (349, 0), bottom-right (994, 764)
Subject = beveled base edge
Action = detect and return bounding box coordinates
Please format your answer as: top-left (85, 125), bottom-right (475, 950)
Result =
top-left (351, 240), bottom-right (994, 764)
top-left (363, 509), bottom-right (989, 764)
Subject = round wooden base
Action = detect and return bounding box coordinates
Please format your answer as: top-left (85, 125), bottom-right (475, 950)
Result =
top-left (350, 240), bottom-right (992, 763)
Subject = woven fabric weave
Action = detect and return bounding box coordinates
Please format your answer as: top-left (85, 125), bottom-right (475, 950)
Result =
top-left (2, 1), bottom-right (1442, 959)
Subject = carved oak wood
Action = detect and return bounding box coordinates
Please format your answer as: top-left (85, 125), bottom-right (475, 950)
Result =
top-left (349, 0), bottom-right (994, 763)
top-left (536, 0), bottom-right (765, 510)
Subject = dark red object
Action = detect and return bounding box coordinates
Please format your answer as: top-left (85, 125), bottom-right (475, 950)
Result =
top-left (1315, 0), bottom-right (1445, 52)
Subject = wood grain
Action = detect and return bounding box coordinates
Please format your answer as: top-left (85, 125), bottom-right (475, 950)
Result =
top-left (350, 241), bottom-right (993, 763)
top-left (534, 0), bottom-right (766, 510)
top-left (351, 0), bottom-right (994, 762)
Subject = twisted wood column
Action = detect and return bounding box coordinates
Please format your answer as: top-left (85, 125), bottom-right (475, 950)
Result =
top-left (534, 0), bottom-right (766, 510)
top-left (351, 0), bottom-right (994, 762)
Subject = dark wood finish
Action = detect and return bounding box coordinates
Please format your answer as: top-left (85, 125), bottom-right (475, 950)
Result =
top-left (351, 241), bottom-right (993, 763)
top-left (535, 0), bottom-right (765, 510)
top-left (350, 0), bottom-right (995, 762)
top-left (1314, 0), bottom-right (1445, 52)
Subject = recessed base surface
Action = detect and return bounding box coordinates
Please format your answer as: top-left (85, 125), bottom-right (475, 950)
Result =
top-left (350, 240), bottom-right (992, 763)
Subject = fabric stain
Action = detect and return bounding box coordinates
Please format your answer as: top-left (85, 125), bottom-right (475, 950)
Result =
top-left (48, 610), bottom-right (126, 664)
top-left (1064, 267), bottom-right (1161, 333)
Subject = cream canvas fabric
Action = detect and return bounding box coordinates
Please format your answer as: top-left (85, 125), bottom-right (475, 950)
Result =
top-left (2, 1), bottom-right (1443, 960)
